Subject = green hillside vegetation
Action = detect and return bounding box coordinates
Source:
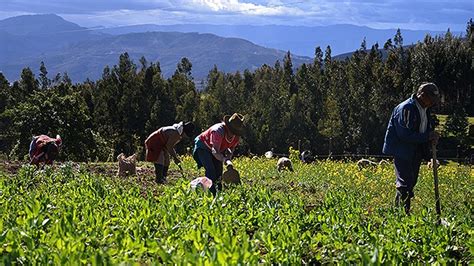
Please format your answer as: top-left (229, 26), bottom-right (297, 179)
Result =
top-left (0, 15), bottom-right (311, 82)
top-left (1, 26), bottom-right (473, 161)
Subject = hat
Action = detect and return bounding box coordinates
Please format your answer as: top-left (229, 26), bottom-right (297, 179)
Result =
top-left (55, 135), bottom-right (62, 146)
top-left (223, 113), bottom-right (245, 136)
top-left (417, 82), bottom-right (440, 105)
top-left (183, 122), bottom-right (195, 137)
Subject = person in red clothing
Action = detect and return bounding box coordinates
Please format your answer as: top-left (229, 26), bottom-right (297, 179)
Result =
top-left (29, 134), bottom-right (62, 167)
top-left (192, 113), bottom-right (244, 195)
top-left (145, 121), bottom-right (195, 184)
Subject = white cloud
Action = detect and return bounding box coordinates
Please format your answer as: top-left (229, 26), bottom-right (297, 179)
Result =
top-left (60, 0), bottom-right (316, 27)
top-left (0, 11), bottom-right (33, 20)
top-left (2, 0), bottom-right (471, 31)
top-left (185, 0), bottom-right (307, 16)
top-left (63, 9), bottom-right (183, 27)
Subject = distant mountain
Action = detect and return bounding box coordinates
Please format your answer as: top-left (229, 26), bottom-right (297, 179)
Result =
top-left (0, 14), bottom-right (105, 65)
top-left (332, 48), bottom-right (392, 61)
top-left (99, 24), bottom-right (461, 57)
top-left (40, 31), bottom-right (311, 81)
top-left (0, 14), bottom-right (311, 82)
top-left (0, 14), bottom-right (86, 36)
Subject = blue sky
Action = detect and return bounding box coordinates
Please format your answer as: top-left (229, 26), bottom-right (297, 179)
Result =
top-left (1, 0), bottom-right (472, 31)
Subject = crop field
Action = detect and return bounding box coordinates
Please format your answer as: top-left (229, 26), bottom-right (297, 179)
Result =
top-left (1, 157), bottom-right (473, 264)
top-left (436, 115), bottom-right (474, 128)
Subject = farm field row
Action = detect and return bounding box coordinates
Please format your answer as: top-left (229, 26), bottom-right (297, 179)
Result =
top-left (1, 157), bottom-right (472, 264)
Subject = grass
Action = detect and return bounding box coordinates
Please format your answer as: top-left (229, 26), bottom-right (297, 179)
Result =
top-left (435, 114), bottom-right (474, 131)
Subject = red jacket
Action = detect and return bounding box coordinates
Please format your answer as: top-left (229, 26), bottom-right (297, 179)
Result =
top-left (145, 130), bottom-right (166, 162)
top-left (199, 122), bottom-right (240, 153)
top-left (30, 135), bottom-right (61, 165)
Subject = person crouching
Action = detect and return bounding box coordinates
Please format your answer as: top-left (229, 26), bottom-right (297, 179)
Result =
top-left (145, 122), bottom-right (195, 184)
top-left (29, 134), bottom-right (62, 167)
top-left (192, 113), bottom-right (244, 195)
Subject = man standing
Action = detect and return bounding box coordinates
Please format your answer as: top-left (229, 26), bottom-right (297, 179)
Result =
top-left (145, 122), bottom-right (195, 184)
top-left (383, 83), bottom-right (441, 214)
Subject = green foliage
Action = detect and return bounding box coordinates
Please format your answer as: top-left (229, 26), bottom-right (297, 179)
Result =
top-left (38, 61), bottom-right (50, 90)
top-left (2, 86), bottom-right (93, 160)
top-left (288, 146), bottom-right (300, 162)
top-left (0, 159), bottom-right (472, 263)
top-left (0, 27), bottom-right (472, 159)
top-left (318, 96), bottom-right (342, 139)
top-left (444, 106), bottom-right (469, 143)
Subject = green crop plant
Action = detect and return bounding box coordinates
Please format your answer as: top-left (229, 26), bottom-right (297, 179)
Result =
top-left (1, 158), bottom-right (472, 264)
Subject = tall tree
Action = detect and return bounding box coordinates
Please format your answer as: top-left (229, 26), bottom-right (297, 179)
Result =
top-left (16, 68), bottom-right (38, 100)
top-left (170, 57), bottom-right (198, 123)
top-left (318, 95), bottom-right (343, 153)
top-left (39, 61), bottom-right (51, 90)
top-left (444, 105), bottom-right (469, 140)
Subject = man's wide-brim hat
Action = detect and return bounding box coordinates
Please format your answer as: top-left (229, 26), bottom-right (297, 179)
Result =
top-left (223, 113), bottom-right (245, 136)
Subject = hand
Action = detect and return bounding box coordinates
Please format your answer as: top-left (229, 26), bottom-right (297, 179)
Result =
top-left (429, 131), bottom-right (440, 145)
top-left (225, 160), bottom-right (233, 169)
top-left (224, 148), bottom-right (232, 158)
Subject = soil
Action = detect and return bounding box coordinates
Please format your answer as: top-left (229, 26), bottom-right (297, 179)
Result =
top-left (0, 160), bottom-right (23, 174)
top-left (0, 160), bottom-right (188, 197)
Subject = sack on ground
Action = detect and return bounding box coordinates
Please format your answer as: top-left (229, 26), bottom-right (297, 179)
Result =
top-left (117, 153), bottom-right (137, 177)
top-left (190, 177), bottom-right (213, 191)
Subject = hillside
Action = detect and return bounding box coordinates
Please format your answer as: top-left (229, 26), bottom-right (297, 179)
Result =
top-left (0, 14), bottom-right (104, 61)
top-left (98, 24), bottom-right (459, 57)
top-left (0, 14), bottom-right (311, 82)
top-left (0, 14), bottom-right (87, 35)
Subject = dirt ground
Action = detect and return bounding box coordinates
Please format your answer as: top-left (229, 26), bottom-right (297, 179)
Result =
top-left (0, 160), bottom-right (23, 175)
top-left (0, 160), bottom-right (189, 197)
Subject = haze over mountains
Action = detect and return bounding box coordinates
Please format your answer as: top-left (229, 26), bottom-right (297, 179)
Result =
top-left (100, 24), bottom-right (456, 57)
top-left (0, 14), bottom-right (314, 82)
top-left (0, 14), bottom-right (459, 83)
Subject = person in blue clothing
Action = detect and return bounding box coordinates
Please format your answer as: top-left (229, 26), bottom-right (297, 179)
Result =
top-left (383, 82), bottom-right (441, 214)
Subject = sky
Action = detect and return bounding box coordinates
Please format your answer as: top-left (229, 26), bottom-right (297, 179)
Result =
top-left (0, 0), bottom-right (472, 31)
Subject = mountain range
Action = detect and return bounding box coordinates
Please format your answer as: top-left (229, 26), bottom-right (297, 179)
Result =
top-left (98, 23), bottom-right (459, 57)
top-left (0, 14), bottom-right (314, 83)
top-left (0, 14), bottom-right (460, 83)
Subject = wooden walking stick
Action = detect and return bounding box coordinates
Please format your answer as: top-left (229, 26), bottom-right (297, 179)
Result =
top-left (432, 142), bottom-right (441, 224)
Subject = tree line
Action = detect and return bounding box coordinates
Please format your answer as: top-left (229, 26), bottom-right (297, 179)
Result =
top-left (0, 25), bottom-right (472, 162)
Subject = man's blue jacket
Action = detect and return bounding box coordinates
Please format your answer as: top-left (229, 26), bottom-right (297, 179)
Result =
top-left (382, 95), bottom-right (434, 160)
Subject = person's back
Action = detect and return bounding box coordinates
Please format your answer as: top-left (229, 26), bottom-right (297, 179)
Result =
top-left (29, 134), bottom-right (62, 166)
top-left (382, 97), bottom-right (426, 159)
top-left (145, 122), bottom-right (195, 183)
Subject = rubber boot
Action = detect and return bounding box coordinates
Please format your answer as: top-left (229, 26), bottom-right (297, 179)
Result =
top-left (154, 163), bottom-right (166, 184)
top-left (395, 187), bottom-right (411, 214)
top-left (163, 165), bottom-right (169, 179)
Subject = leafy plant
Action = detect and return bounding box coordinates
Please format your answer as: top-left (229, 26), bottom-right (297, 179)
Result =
top-left (1, 157), bottom-right (472, 264)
